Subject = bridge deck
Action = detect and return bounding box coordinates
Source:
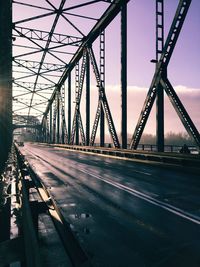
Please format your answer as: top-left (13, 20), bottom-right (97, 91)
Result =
top-left (18, 142), bottom-right (200, 267)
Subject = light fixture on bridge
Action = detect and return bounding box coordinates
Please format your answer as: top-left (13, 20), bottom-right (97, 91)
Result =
top-left (150, 59), bottom-right (158, 63)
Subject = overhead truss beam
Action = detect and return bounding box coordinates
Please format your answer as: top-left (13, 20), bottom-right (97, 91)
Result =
top-left (44, 0), bottom-right (130, 116)
top-left (13, 27), bottom-right (82, 46)
top-left (13, 59), bottom-right (67, 72)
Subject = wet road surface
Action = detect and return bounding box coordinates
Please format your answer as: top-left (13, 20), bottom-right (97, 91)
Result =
top-left (20, 143), bottom-right (200, 267)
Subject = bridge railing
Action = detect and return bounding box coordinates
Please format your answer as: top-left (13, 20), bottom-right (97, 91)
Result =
top-left (92, 143), bottom-right (198, 154)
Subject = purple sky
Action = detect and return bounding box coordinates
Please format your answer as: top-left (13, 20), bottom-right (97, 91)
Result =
top-left (105, 0), bottom-right (200, 88)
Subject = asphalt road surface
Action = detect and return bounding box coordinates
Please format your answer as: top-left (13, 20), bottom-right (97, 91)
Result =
top-left (20, 143), bottom-right (200, 267)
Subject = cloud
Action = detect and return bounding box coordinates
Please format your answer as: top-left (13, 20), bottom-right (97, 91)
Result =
top-left (85, 84), bottom-right (200, 136)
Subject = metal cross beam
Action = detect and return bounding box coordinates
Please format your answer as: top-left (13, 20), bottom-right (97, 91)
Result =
top-left (43, 0), bottom-right (130, 117)
top-left (13, 27), bottom-right (82, 46)
top-left (13, 59), bottom-right (66, 72)
top-left (70, 51), bottom-right (87, 145)
top-left (160, 78), bottom-right (200, 147)
top-left (88, 47), bottom-right (120, 148)
top-left (27, 0), bottom-right (67, 118)
top-left (130, 0), bottom-right (200, 149)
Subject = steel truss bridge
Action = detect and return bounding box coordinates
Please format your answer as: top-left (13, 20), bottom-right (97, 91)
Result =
top-left (0, 0), bottom-right (200, 170)
top-left (1, 1), bottom-right (200, 266)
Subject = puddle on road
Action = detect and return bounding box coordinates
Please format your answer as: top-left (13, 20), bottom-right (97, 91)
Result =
top-left (61, 203), bottom-right (76, 207)
top-left (69, 213), bottom-right (92, 220)
top-left (68, 212), bottom-right (93, 236)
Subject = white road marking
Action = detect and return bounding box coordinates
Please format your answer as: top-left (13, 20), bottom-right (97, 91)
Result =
top-left (79, 168), bottom-right (200, 226)
top-left (23, 147), bottom-right (200, 226)
top-left (131, 169), bottom-right (152, 176)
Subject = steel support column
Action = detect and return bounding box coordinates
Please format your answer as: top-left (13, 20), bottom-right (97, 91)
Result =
top-left (130, 0), bottom-right (192, 149)
top-left (86, 52), bottom-right (90, 146)
top-left (75, 63), bottom-right (79, 145)
top-left (61, 86), bottom-right (65, 144)
top-left (100, 32), bottom-right (105, 147)
top-left (44, 117), bottom-right (47, 142)
top-left (100, 107), bottom-right (105, 146)
top-left (0, 0), bottom-right (12, 172)
top-left (57, 94), bottom-right (60, 143)
top-left (75, 116), bottom-right (79, 145)
top-left (68, 73), bottom-right (71, 144)
top-left (121, 3), bottom-right (127, 149)
top-left (50, 104), bottom-right (52, 143)
top-left (156, 0), bottom-right (164, 152)
top-left (52, 100), bottom-right (56, 144)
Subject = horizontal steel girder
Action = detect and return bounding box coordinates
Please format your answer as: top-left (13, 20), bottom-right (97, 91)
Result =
top-left (13, 26), bottom-right (82, 46)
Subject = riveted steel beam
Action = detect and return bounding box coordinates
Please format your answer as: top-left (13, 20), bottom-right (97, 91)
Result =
top-left (130, 0), bottom-right (193, 150)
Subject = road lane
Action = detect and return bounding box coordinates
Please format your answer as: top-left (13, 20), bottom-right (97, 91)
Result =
top-left (20, 143), bottom-right (200, 267)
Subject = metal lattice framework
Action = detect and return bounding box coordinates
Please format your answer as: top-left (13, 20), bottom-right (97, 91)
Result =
top-left (130, 0), bottom-right (200, 150)
top-left (8, 0), bottom-right (200, 152)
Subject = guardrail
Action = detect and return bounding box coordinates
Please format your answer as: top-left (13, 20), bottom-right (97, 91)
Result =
top-left (15, 145), bottom-right (89, 267)
top-left (0, 146), bottom-right (37, 267)
top-left (16, 147), bottom-right (42, 267)
top-left (51, 144), bottom-right (200, 173)
top-left (92, 143), bottom-right (198, 154)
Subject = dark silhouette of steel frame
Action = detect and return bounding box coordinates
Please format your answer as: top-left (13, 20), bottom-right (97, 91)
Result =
top-left (41, 0), bottom-right (200, 150)
top-left (155, 0), bottom-right (164, 152)
top-left (1, 0), bottom-right (200, 172)
top-left (39, 0), bottom-right (130, 147)
top-left (0, 0), bottom-right (12, 172)
top-left (130, 0), bottom-right (200, 150)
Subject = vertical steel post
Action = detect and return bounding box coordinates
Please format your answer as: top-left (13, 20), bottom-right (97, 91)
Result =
top-left (34, 123), bottom-right (37, 142)
top-left (44, 117), bottom-right (47, 142)
top-left (47, 114), bottom-right (50, 143)
top-left (0, 0), bottom-right (12, 172)
top-left (100, 32), bottom-right (105, 147)
top-left (75, 63), bottom-right (79, 145)
top-left (50, 104), bottom-right (52, 143)
top-left (45, 115), bottom-right (48, 143)
top-left (52, 100), bottom-right (56, 144)
top-left (68, 73), bottom-right (71, 144)
top-left (156, 0), bottom-right (164, 152)
top-left (121, 3), bottom-right (127, 149)
top-left (100, 106), bottom-right (105, 147)
top-left (61, 86), bottom-right (65, 144)
top-left (86, 52), bottom-right (90, 146)
top-left (57, 94), bottom-right (60, 143)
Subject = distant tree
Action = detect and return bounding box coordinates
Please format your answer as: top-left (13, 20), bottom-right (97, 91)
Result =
top-left (165, 131), bottom-right (195, 146)
top-left (127, 133), bottom-right (156, 145)
top-left (127, 132), bottom-right (195, 146)
top-left (140, 134), bottom-right (156, 144)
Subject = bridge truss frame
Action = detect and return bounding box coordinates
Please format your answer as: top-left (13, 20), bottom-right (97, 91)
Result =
top-left (0, 0), bottom-right (200, 171)
top-left (41, 0), bottom-right (200, 150)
